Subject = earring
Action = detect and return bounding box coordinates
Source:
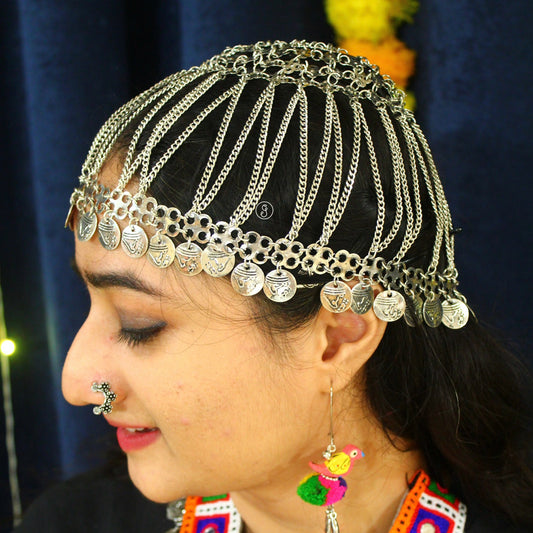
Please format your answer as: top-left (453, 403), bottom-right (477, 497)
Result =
top-left (91, 381), bottom-right (117, 415)
top-left (297, 386), bottom-right (364, 532)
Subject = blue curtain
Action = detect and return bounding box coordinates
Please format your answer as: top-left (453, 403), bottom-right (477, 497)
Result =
top-left (1, 1), bottom-right (531, 530)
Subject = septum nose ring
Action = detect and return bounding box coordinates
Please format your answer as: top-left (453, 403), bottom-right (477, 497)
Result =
top-left (91, 381), bottom-right (117, 415)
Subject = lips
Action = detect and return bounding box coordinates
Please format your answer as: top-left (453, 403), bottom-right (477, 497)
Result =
top-left (106, 420), bottom-right (161, 452)
top-left (115, 426), bottom-right (161, 451)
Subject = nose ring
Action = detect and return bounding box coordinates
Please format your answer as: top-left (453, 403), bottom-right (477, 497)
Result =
top-left (91, 381), bottom-right (117, 415)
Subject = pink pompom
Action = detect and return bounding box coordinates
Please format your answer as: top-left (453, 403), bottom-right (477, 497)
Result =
top-left (318, 475), bottom-right (348, 505)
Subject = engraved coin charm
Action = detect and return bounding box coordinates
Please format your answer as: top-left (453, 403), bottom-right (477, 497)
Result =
top-left (147, 233), bottom-right (175, 269)
top-left (350, 281), bottom-right (374, 314)
top-left (321, 280), bottom-right (352, 313)
top-left (423, 296), bottom-right (443, 328)
top-left (201, 245), bottom-right (235, 277)
top-left (98, 217), bottom-right (121, 250)
top-left (373, 290), bottom-right (406, 322)
top-left (403, 293), bottom-right (424, 327)
top-left (175, 241), bottom-right (203, 276)
top-left (121, 224), bottom-right (149, 258)
top-left (263, 268), bottom-right (297, 302)
top-left (441, 298), bottom-right (469, 329)
top-left (77, 211), bottom-right (97, 241)
top-left (231, 262), bottom-right (265, 296)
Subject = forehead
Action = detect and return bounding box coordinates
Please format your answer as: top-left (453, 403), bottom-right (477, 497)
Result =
top-left (73, 231), bottom-right (255, 322)
top-left (98, 156), bottom-right (129, 189)
top-left (70, 155), bottom-right (264, 325)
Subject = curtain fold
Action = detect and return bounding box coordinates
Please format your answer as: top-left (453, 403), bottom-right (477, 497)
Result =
top-left (403, 1), bottom-right (533, 350)
top-left (15, 1), bottom-right (134, 487)
top-left (1, 1), bottom-right (531, 531)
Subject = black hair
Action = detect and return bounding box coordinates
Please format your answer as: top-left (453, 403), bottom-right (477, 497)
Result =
top-left (112, 74), bottom-right (533, 526)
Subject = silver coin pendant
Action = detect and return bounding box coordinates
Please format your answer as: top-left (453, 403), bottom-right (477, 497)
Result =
top-left (98, 218), bottom-right (121, 250)
top-left (350, 282), bottom-right (374, 314)
top-left (121, 224), bottom-right (149, 258)
top-left (175, 242), bottom-right (203, 276)
top-left (77, 211), bottom-right (97, 241)
top-left (423, 297), bottom-right (443, 328)
top-left (263, 269), bottom-right (297, 302)
top-left (231, 263), bottom-right (265, 296)
top-left (321, 281), bottom-right (352, 313)
top-left (404, 293), bottom-right (424, 327)
top-left (147, 234), bottom-right (175, 268)
top-left (373, 290), bottom-right (406, 322)
top-left (441, 298), bottom-right (469, 329)
top-left (201, 245), bottom-right (235, 277)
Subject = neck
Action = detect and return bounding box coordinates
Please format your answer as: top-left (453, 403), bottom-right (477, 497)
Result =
top-left (231, 424), bottom-right (426, 533)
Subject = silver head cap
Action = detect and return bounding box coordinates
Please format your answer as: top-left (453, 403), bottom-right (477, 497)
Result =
top-left (67, 40), bottom-right (468, 329)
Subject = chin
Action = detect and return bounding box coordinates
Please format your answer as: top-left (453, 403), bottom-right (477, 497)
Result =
top-left (126, 457), bottom-right (187, 503)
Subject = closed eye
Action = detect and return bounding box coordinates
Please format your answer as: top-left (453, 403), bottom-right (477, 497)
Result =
top-left (117, 322), bottom-right (167, 348)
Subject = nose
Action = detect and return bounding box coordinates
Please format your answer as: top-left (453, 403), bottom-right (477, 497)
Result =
top-left (62, 309), bottom-right (124, 412)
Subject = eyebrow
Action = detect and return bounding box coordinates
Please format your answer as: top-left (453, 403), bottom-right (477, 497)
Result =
top-left (70, 257), bottom-right (166, 298)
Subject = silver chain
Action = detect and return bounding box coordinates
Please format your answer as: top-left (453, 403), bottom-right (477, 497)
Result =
top-left (359, 101), bottom-right (386, 259)
top-left (191, 77), bottom-right (247, 204)
top-left (70, 40), bottom-right (468, 328)
top-left (411, 121), bottom-right (455, 274)
top-left (193, 82), bottom-right (275, 213)
top-left (317, 91), bottom-right (344, 246)
top-left (84, 73), bottom-right (181, 180)
top-left (406, 121), bottom-right (446, 274)
top-left (140, 82), bottom-right (239, 194)
top-left (374, 106), bottom-right (405, 254)
top-left (233, 84), bottom-right (300, 225)
top-left (117, 70), bottom-right (205, 190)
top-left (395, 117), bottom-right (423, 262)
top-left (285, 85), bottom-right (309, 241)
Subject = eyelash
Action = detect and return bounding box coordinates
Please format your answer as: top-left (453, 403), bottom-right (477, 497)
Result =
top-left (117, 323), bottom-right (166, 348)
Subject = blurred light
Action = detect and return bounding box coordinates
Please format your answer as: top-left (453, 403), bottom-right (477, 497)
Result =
top-left (1, 339), bottom-right (16, 356)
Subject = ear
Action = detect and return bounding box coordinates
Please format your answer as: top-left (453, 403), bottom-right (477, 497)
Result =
top-left (317, 282), bottom-right (386, 391)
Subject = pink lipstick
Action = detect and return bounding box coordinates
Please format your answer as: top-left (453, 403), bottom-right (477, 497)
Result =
top-left (106, 420), bottom-right (161, 452)
top-left (116, 427), bottom-right (160, 451)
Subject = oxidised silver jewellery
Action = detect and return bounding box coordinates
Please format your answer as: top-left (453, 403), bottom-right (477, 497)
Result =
top-left (91, 381), bottom-right (117, 415)
top-left (66, 40), bottom-right (470, 329)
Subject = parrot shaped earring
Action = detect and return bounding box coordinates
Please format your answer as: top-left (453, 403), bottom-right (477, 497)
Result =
top-left (297, 386), bottom-right (364, 533)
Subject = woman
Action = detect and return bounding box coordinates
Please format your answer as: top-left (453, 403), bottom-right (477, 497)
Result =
top-left (18, 40), bottom-right (533, 532)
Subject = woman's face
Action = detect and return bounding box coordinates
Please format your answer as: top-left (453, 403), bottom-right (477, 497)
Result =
top-left (62, 229), bottom-right (330, 503)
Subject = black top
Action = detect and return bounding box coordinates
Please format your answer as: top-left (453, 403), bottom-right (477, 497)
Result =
top-left (14, 464), bottom-right (169, 533)
top-left (14, 464), bottom-right (528, 533)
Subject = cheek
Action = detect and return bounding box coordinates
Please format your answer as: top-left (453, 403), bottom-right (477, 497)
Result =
top-left (135, 323), bottom-right (296, 448)
top-left (144, 357), bottom-right (246, 439)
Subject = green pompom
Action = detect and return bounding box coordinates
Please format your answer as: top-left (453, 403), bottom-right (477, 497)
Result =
top-left (297, 474), bottom-right (327, 505)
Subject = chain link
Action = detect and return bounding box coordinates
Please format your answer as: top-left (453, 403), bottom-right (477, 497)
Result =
top-left (70, 40), bottom-right (466, 326)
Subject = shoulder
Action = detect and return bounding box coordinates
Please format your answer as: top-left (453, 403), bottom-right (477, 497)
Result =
top-left (14, 463), bottom-right (169, 533)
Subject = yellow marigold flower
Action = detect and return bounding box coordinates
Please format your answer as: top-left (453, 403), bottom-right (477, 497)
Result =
top-left (340, 36), bottom-right (416, 89)
top-left (325, 0), bottom-right (418, 42)
top-left (325, 0), bottom-right (394, 42)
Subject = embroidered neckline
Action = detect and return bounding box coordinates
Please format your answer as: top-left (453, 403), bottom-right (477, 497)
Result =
top-left (169, 470), bottom-right (467, 533)
top-left (390, 470), bottom-right (467, 533)
top-left (176, 494), bottom-right (243, 533)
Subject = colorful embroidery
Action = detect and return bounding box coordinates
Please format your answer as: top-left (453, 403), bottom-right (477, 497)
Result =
top-left (179, 494), bottom-right (242, 533)
top-left (390, 471), bottom-right (467, 533)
